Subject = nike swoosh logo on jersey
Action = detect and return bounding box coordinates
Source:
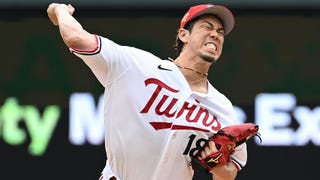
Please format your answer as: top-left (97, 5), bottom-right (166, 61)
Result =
top-left (158, 65), bottom-right (172, 71)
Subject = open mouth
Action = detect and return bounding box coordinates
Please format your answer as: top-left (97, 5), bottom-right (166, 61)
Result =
top-left (205, 42), bottom-right (217, 52)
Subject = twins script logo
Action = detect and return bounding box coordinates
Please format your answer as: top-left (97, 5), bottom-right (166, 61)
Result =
top-left (140, 78), bottom-right (221, 132)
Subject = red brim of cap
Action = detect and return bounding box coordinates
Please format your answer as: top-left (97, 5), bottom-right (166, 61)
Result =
top-left (182, 5), bottom-right (235, 35)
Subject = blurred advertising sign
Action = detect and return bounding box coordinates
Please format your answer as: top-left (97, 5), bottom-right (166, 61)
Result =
top-left (0, 93), bottom-right (319, 156)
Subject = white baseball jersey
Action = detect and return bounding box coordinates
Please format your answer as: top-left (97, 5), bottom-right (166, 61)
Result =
top-left (71, 35), bottom-right (247, 180)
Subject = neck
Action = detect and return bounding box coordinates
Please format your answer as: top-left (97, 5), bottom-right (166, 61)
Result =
top-left (169, 57), bottom-right (209, 93)
top-left (187, 76), bottom-right (208, 93)
top-left (168, 57), bottom-right (209, 77)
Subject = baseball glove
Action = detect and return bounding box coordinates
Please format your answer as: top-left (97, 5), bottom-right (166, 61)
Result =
top-left (192, 123), bottom-right (261, 171)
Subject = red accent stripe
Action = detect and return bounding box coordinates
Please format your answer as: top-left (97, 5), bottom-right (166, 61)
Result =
top-left (171, 125), bottom-right (209, 132)
top-left (149, 122), bottom-right (173, 130)
top-left (149, 122), bottom-right (209, 132)
top-left (70, 34), bottom-right (100, 53)
top-left (230, 159), bottom-right (242, 171)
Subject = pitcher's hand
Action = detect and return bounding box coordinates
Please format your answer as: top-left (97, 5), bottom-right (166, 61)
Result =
top-left (47, 3), bottom-right (75, 26)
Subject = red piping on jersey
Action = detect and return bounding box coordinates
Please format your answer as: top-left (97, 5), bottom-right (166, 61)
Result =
top-left (69, 34), bottom-right (100, 53)
top-left (230, 158), bottom-right (243, 171)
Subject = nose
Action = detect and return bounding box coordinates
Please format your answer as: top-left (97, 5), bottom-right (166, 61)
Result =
top-left (209, 29), bottom-right (220, 39)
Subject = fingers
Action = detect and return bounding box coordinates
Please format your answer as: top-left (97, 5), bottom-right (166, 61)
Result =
top-left (67, 4), bottom-right (75, 15)
top-left (47, 3), bottom-right (75, 26)
top-left (199, 141), bottom-right (218, 159)
top-left (47, 3), bottom-right (59, 26)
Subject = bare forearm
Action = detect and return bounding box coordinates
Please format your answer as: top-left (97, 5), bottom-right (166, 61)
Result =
top-left (47, 3), bottom-right (96, 50)
top-left (55, 7), bottom-right (84, 45)
top-left (210, 162), bottom-right (238, 180)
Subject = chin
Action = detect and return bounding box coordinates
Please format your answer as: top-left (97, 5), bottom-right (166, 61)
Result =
top-left (200, 55), bottom-right (217, 63)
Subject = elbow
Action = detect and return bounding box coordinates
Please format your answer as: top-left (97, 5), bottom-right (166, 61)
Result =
top-left (62, 31), bottom-right (97, 51)
top-left (63, 34), bottom-right (83, 49)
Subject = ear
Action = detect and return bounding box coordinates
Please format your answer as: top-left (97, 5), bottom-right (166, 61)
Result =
top-left (178, 28), bottom-right (189, 44)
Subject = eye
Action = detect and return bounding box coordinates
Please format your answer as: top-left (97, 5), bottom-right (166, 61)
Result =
top-left (217, 29), bottom-right (225, 36)
top-left (200, 24), bottom-right (212, 30)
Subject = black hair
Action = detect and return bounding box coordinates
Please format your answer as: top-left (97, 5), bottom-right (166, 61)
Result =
top-left (173, 16), bottom-right (200, 57)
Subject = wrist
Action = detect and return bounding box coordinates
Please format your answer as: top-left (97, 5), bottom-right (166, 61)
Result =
top-left (209, 162), bottom-right (237, 180)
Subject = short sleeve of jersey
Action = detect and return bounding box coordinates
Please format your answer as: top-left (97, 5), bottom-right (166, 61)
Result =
top-left (71, 35), bottom-right (160, 87)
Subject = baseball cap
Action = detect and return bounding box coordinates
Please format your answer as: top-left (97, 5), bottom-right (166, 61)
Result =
top-left (180, 4), bottom-right (235, 35)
